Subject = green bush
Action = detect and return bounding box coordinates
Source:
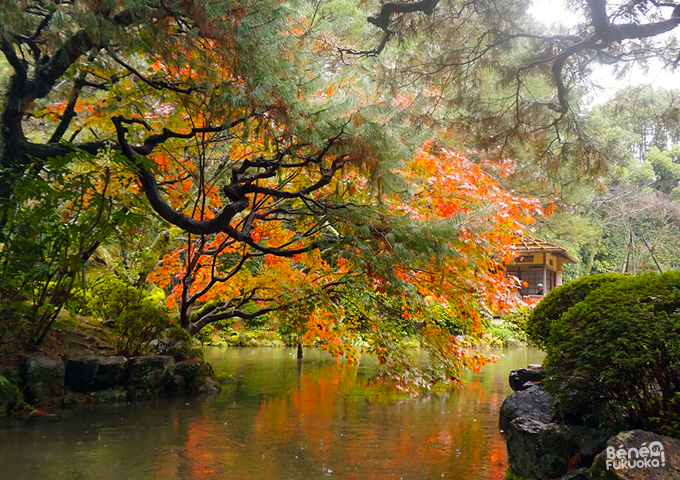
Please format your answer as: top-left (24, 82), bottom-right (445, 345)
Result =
top-left (429, 301), bottom-right (470, 336)
top-left (543, 271), bottom-right (680, 436)
top-left (502, 305), bottom-right (531, 337)
top-left (87, 277), bottom-right (142, 321)
top-left (485, 322), bottom-right (522, 345)
top-left (87, 276), bottom-right (177, 357)
top-left (0, 283), bottom-right (28, 346)
top-left (525, 273), bottom-right (626, 347)
top-left (114, 301), bottom-right (172, 357)
top-left (484, 306), bottom-right (531, 346)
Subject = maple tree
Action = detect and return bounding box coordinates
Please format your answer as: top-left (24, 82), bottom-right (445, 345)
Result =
top-left (0, 0), bottom-right (372, 344)
top-left (146, 137), bottom-right (544, 390)
top-left (0, 0), bottom-right (547, 390)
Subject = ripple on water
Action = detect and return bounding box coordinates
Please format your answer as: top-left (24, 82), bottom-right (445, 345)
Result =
top-left (0, 347), bottom-right (543, 480)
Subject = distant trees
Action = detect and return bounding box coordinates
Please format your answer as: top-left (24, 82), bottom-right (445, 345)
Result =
top-left (597, 88), bottom-right (680, 161)
top-left (533, 95), bottom-right (680, 278)
top-left (333, 0), bottom-right (680, 185)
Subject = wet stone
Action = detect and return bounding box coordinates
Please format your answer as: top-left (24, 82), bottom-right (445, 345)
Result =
top-left (20, 355), bottom-right (66, 403)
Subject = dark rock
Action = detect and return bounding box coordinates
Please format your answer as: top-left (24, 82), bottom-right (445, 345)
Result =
top-left (500, 385), bottom-right (552, 432)
top-left (572, 427), bottom-right (612, 468)
top-left (506, 417), bottom-right (577, 480)
top-left (174, 359), bottom-right (204, 385)
top-left (65, 356), bottom-right (100, 392)
top-left (560, 468), bottom-right (591, 480)
top-left (127, 356), bottom-right (175, 391)
top-left (101, 319), bottom-right (116, 329)
top-left (20, 355), bottom-right (65, 403)
top-left (590, 430), bottom-right (680, 480)
top-left (92, 356), bottom-right (127, 390)
top-left (165, 374), bottom-right (185, 393)
top-left (192, 375), bottom-right (221, 395)
top-left (175, 359), bottom-right (221, 394)
top-left (175, 359), bottom-right (222, 394)
top-left (510, 366), bottom-right (547, 391)
top-left (65, 356), bottom-right (127, 392)
top-left (156, 340), bottom-right (191, 361)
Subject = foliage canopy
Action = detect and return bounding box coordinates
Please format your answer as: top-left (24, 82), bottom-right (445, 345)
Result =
top-left (0, 0), bottom-right (552, 390)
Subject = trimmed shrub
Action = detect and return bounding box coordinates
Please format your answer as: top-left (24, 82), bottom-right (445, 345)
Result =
top-left (525, 273), bottom-right (626, 347)
top-left (543, 271), bottom-right (680, 436)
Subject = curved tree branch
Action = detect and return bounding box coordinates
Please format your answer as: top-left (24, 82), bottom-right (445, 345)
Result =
top-left (111, 115), bottom-right (252, 235)
top-left (368, 0), bottom-right (441, 31)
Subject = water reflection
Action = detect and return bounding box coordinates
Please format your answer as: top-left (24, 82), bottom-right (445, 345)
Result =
top-left (0, 347), bottom-right (543, 480)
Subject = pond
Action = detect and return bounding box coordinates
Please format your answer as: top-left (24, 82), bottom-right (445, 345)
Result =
top-left (0, 347), bottom-right (544, 480)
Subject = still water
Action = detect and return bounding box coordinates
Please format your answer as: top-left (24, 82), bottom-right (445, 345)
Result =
top-left (0, 347), bottom-right (543, 480)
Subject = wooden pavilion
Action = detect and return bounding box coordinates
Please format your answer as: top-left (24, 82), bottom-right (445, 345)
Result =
top-left (505, 237), bottom-right (579, 297)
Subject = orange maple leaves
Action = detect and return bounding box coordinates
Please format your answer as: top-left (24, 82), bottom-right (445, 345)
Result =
top-left (384, 140), bottom-right (544, 314)
top-left (144, 137), bottom-right (544, 390)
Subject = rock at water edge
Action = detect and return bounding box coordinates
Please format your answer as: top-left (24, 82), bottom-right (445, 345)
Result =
top-left (65, 357), bottom-right (100, 393)
top-left (127, 356), bottom-right (175, 391)
top-left (506, 417), bottom-right (577, 480)
top-left (92, 357), bottom-right (127, 390)
top-left (500, 385), bottom-right (552, 432)
top-left (20, 355), bottom-right (65, 403)
top-left (509, 366), bottom-right (547, 392)
top-left (590, 430), bottom-right (680, 480)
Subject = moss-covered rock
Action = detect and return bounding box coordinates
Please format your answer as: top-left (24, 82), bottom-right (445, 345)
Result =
top-left (89, 387), bottom-right (127, 404)
top-left (127, 355), bottom-right (175, 392)
top-left (180, 360), bottom-right (221, 394)
top-left (20, 355), bottom-right (66, 403)
top-left (174, 359), bottom-right (204, 385)
top-left (590, 430), bottom-right (680, 479)
top-left (192, 374), bottom-right (221, 395)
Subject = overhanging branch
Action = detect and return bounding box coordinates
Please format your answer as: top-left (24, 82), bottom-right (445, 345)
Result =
top-left (368, 0), bottom-right (441, 32)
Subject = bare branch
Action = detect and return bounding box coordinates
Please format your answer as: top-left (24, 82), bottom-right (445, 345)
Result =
top-left (108, 49), bottom-right (201, 95)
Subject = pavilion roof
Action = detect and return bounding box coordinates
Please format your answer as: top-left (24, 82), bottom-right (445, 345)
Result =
top-left (512, 236), bottom-right (579, 263)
